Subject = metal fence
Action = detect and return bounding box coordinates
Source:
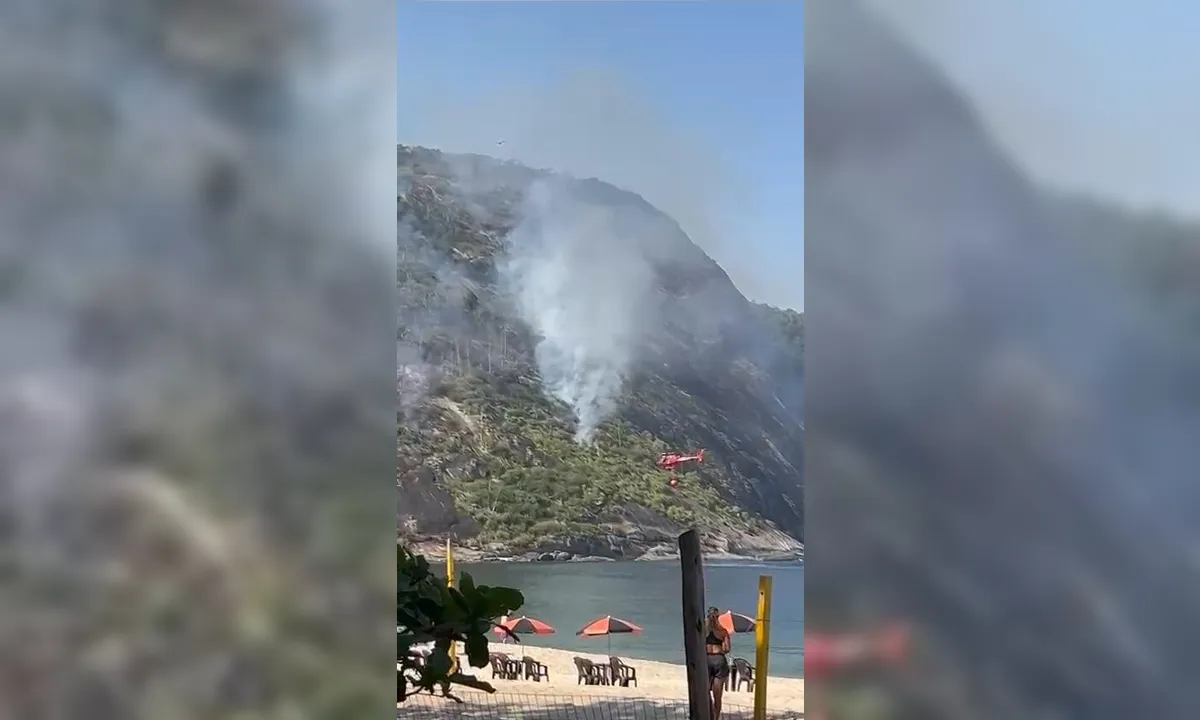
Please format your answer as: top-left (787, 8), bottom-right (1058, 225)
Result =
top-left (400, 692), bottom-right (804, 720)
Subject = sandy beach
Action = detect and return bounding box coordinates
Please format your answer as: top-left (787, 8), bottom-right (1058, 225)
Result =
top-left (403, 644), bottom-right (804, 719)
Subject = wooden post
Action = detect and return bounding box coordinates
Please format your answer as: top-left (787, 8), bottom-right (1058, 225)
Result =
top-left (678, 529), bottom-right (712, 720)
top-left (753, 575), bottom-right (774, 720)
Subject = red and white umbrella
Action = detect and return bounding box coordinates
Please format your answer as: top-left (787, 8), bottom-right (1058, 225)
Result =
top-left (717, 610), bottom-right (757, 635)
top-left (493, 615), bottom-right (556, 641)
top-left (577, 615), bottom-right (644, 654)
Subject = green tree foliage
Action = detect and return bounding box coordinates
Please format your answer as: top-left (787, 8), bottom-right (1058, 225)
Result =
top-left (397, 546), bottom-right (524, 703)
top-left (399, 372), bottom-right (763, 548)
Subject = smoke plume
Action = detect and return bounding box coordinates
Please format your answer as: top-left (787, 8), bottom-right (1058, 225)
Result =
top-left (500, 178), bottom-right (657, 443)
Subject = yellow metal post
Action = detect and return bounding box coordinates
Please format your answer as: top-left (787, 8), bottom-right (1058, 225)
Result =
top-left (753, 574), bottom-right (773, 720)
top-left (446, 539), bottom-right (457, 669)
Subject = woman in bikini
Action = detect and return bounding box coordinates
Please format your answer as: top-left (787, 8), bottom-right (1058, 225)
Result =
top-left (705, 606), bottom-right (732, 719)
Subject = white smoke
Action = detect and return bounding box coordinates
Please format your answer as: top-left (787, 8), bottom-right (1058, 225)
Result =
top-left (500, 179), bottom-right (656, 443)
top-left (0, 372), bottom-right (92, 563)
top-left (397, 342), bottom-right (429, 421)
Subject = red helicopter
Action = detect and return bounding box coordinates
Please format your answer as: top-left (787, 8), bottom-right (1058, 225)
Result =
top-left (655, 449), bottom-right (705, 488)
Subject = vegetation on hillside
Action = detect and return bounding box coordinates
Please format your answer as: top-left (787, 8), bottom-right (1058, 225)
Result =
top-left (759, 305), bottom-right (804, 356)
top-left (399, 371), bottom-right (768, 550)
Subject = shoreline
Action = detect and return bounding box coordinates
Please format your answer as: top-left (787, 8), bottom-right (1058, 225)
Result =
top-left (403, 538), bottom-right (803, 565)
top-left (436, 554), bottom-right (805, 565)
top-left (416, 642), bottom-right (804, 714)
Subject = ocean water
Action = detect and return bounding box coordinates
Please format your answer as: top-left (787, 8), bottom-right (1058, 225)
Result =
top-left (456, 559), bottom-right (804, 677)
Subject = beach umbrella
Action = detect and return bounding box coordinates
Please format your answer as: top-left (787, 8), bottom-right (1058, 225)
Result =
top-left (717, 610), bottom-right (757, 635)
top-left (577, 615), bottom-right (644, 654)
top-left (494, 615), bottom-right (556, 641)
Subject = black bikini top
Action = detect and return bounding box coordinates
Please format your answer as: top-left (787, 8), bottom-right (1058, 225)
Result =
top-left (706, 629), bottom-right (723, 646)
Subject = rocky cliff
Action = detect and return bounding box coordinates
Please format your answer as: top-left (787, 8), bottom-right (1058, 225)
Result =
top-left (397, 146), bottom-right (803, 561)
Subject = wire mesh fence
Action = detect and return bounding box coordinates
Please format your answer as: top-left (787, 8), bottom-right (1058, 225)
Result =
top-left (400, 691), bottom-right (804, 720)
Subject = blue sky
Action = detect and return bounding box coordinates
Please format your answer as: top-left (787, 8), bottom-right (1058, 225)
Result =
top-left (398, 1), bottom-right (804, 311)
top-left (866, 0), bottom-right (1200, 216)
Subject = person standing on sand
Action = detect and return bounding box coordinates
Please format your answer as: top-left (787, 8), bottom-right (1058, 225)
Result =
top-left (705, 606), bottom-right (732, 720)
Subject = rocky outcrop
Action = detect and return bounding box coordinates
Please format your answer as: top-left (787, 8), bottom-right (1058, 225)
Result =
top-left (396, 464), bottom-right (479, 538)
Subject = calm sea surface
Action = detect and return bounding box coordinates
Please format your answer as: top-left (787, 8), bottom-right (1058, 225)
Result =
top-left (456, 560), bottom-right (804, 677)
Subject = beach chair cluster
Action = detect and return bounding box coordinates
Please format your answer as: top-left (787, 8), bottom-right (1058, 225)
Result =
top-left (489, 651), bottom-right (551, 682)
top-left (399, 642), bottom-right (463, 701)
top-left (572, 655), bottom-right (639, 688)
top-left (726, 657), bottom-right (755, 692)
top-left (402, 642), bottom-right (458, 676)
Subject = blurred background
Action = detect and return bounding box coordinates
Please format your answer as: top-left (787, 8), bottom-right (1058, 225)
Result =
top-left (0, 2), bottom-right (395, 718)
top-left (806, 1), bottom-right (1200, 718)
